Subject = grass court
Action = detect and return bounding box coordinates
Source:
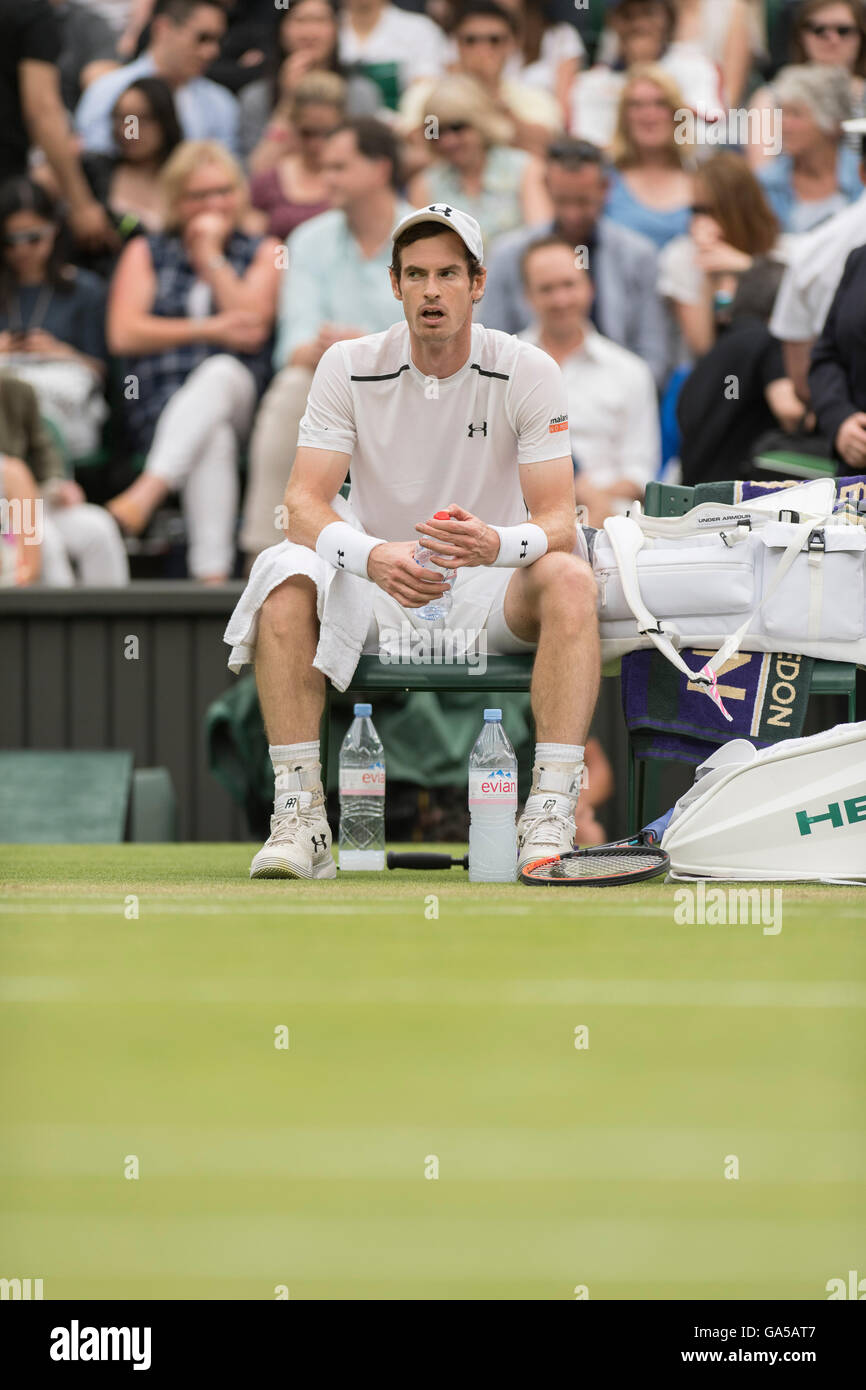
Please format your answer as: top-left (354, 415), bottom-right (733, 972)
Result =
top-left (1, 844), bottom-right (863, 1300)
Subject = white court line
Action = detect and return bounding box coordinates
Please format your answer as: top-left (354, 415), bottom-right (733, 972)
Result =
top-left (0, 901), bottom-right (531, 917)
top-left (0, 977), bottom-right (862, 1007)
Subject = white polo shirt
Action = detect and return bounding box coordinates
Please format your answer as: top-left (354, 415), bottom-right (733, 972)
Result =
top-left (770, 190), bottom-right (866, 342)
top-left (520, 324), bottom-right (660, 491)
top-left (297, 320), bottom-right (570, 542)
top-left (338, 5), bottom-right (448, 91)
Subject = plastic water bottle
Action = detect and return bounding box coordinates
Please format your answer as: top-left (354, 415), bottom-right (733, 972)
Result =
top-left (468, 709), bottom-right (518, 882)
top-left (414, 511), bottom-right (456, 622)
top-left (339, 703), bottom-right (386, 870)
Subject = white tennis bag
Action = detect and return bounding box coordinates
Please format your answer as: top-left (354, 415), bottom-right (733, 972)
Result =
top-left (660, 721), bottom-right (866, 882)
top-left (594, 478), bottom-right (866, 713)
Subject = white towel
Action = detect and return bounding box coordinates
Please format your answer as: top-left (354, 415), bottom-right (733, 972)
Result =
top-left (224, 495), bottom-right (374, 692)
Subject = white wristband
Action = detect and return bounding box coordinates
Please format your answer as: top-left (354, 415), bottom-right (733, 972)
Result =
top-left (490, 522), bottom-right (549, 568)
top-left (315, 521), bottom-right (382, 578)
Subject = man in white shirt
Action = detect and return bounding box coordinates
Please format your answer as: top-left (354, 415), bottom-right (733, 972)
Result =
top-left (225, 205), bottom-right (600, 882)
top-left (339, 0), bottom-right (448, 104)
top-left (75, 0), bottom-right (239, 154)
top-left (770, 153), bottom-right (866, 403)
top-left (520, 236), bottom-right (660, 528)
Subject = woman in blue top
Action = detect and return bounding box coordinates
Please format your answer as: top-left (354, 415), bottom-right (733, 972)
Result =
top-left (604, 63), bottom-right (693, 251)
top-left (758, 64), bottom-right (861, 234)
top-left (106, 141), bottom-right (281, 581)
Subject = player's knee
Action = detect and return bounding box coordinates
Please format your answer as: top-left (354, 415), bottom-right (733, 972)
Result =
top-left (260, 576), bottom-right (318, 638)
top-left (535, 552), bottom-right (598, 616)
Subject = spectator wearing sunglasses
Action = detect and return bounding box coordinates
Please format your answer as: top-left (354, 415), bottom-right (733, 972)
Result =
top-left (246, 72), bottom-right (344, 241)
top-left (399, 1), bottom-right (562, 157)
top-left (0, 177), bottom-right (110, 459)
top-left (748, 0), bottom-right (866, 169)
top-left (75, 0), bottom-right (240, 156)
top-left (406, 74), bottom-right (551, 253)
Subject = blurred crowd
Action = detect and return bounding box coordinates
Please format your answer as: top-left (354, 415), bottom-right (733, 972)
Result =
top-left (2, 0), bottom-right (866, 587)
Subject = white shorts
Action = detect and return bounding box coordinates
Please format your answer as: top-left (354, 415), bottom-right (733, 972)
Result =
top-left (225, 529), bottom-right (589, 677)
top-left (363, 563), bottom-right (536, 656)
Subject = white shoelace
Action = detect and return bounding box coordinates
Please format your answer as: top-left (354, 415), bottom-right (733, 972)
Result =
top-left (269, 791), bottom-right (314, 842)
top-left (519, 806), bottom-right (576, 848)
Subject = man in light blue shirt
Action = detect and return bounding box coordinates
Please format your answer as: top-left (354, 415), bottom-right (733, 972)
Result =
top-left (240, 117), bottom-right (411, 562)
top-left (74, 0), bottom-right (239, 155)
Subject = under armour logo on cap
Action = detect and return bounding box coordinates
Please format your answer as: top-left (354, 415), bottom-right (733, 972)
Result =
top-left (390, 204), bottom-right (485, 265)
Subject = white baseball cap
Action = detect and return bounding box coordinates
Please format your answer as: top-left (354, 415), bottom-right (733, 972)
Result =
top-left (391, 204), bottom-right (484, 265)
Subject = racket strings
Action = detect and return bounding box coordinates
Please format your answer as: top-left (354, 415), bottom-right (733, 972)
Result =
top-left (521, 845), bottom-right (670, 885)
top-left (546, 850), bottom-right (666, 880)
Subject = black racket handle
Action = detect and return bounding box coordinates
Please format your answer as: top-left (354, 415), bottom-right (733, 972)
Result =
top-left (387, 851), bottom-right (469, 870)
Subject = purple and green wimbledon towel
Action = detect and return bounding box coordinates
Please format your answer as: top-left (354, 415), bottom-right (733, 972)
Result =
top-left (621, 648), bottom-right (814, 765)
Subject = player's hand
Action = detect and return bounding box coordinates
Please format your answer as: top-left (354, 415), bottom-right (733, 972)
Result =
top-left (835, 412), bottom-right (866, 467)
top-left (367, 540), bottom-right (452, 607)
top-left (413, 504), bottom-right (500, 569)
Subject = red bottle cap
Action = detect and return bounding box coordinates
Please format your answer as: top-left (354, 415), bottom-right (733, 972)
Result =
top-left (434, 510), bottom-right (451, 519)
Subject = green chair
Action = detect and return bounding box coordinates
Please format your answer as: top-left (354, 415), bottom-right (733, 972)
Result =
top-left (319, 654), bottom-right (536, 788)
top-left (626, 482), bottom-right (858, 830)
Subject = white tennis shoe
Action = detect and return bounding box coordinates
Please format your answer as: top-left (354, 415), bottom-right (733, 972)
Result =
top-left (250, 782), bottom-right (336, 880)
top-left (516, 763), bottom-right (582, 871)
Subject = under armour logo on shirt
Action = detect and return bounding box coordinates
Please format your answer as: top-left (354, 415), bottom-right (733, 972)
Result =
top-left (520, 539), bottom-right (528, 559)
top-left (336, 549), bottom-right (345, 568)
top-left (467, 421), bottom-right (487, 437)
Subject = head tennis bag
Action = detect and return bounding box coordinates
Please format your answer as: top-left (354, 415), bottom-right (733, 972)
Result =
top-left (593, 479), bottom-right (866, 712)
top-left (660, 721), bottom-right (866, 882)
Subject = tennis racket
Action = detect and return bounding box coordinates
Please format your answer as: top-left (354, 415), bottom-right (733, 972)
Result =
top-left (519, 812), bottom-right (673, 887)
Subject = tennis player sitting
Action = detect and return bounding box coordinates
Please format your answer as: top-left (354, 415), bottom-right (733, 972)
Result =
top-left (225, 204), bottom-right (601, 879)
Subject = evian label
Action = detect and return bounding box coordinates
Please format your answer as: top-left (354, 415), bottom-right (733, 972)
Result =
top-left (469, 768), bottom-right (517, 808)
top-left (340, 762), bottom-right (385, 796)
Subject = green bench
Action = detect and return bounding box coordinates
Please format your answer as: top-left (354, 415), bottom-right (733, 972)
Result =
top-left (319, 653), bottom-right (537, 789)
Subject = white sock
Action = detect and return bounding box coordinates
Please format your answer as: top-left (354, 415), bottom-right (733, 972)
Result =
top-left (270, 741), bottom-right (321, 816)
top-left (534, 742), bottom-right (585, 767)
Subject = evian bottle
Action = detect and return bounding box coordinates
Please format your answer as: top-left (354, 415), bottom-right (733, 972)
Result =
top-left (468, 708), bottom-right (518, 882)
top-left (338, 703), bottom-right (386, 870)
